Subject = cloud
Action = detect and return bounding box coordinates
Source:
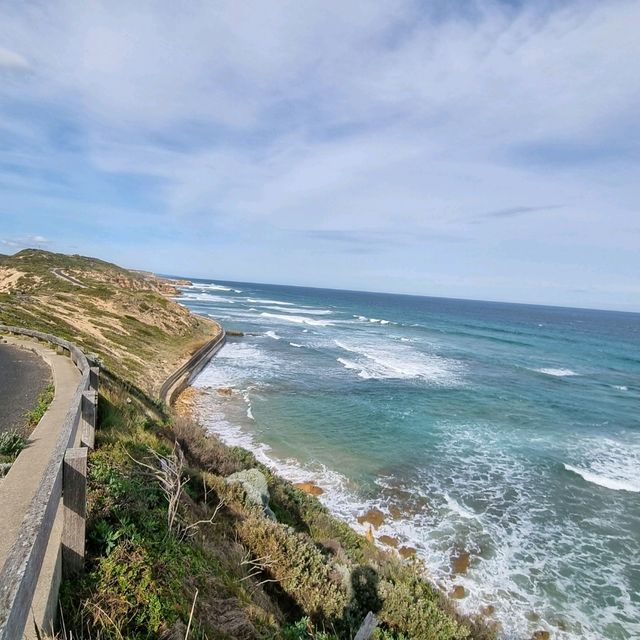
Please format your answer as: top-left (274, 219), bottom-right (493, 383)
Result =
top-left (1, 234), bottom-right (50, 249)
top-left (300, 228), bottom-right (466, 251)
top-left (0, 46), bottom-right (29, 70)
top-left (476, 205), bottom-right (563, 220)
top-left (0, 0), bottom-right (638, 308)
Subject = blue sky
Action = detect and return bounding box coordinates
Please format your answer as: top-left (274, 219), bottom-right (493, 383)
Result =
top-left (1, 0), bottom-right (639, 311)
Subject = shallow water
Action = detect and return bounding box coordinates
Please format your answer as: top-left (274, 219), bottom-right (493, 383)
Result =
top-left (175, 279), bottom-right (640, 640)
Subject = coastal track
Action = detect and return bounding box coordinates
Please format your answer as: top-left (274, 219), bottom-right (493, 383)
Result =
top-left (50, 268), bottom-right (86, 288)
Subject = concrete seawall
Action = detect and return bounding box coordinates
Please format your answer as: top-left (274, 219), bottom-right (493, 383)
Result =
top-left (159, 327), bottom-right (226, 407)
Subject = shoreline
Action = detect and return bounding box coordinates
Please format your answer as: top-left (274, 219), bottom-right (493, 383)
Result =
top-left (174, 381), bottom-right (506, 634)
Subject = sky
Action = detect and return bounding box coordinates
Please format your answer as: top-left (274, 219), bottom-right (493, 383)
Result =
top-left (0, 0), bottom-right (639, 311)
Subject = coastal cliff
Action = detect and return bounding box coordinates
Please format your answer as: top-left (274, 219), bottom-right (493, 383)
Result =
top-left (1, 250), bottom-right (496, 640)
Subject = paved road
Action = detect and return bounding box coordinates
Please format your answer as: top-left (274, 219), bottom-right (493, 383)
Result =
top-left (0, 342), bottom-right (51, 434)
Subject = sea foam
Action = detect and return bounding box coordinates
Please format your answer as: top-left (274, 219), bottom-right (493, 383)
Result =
top-left (334, 339), bottom-right (461, 383)
top-left (564, 464), bottom-right (640, 492)
top-left (534, 367), bottom-right (579, 377)
top-left (261, 312), bottom-right (333, 327)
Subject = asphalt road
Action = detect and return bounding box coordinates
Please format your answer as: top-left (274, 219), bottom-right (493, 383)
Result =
top-left (0, 342), bottom-right (51, 434)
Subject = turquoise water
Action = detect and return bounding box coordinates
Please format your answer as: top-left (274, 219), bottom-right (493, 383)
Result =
top-left (176, 279), bottom-right (640, 640)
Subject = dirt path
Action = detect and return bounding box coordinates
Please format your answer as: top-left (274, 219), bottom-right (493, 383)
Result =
top-left (50, 268), bottom-right (86, 287)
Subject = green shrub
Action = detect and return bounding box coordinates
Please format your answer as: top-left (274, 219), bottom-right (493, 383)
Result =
top-left (377, 574), bottom-right (468, 640)
top-left (0, 430), bottom-right (27, 459)
top-left (238, 515), bottom-right (348, 626)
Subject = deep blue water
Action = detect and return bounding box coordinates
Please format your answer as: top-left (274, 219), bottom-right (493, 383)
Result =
top-left (175, 279), bottom-right (640, 640)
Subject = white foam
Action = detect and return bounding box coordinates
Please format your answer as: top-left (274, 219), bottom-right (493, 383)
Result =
top-left (247, 298), bottom-right (294, 306)
top-left (176, 292), bottom-right (232, 303)
top-left (564, 464), bottom-right (640, 492)
top-left (445, 494), bottom-right (477, 519)
top-left (337, 357), bottom-right (361, 372)
top-left (290, 342), bottom-right (303, 348)
top-left (563, 437), bottom-right (640, 493)
top-left (263, 305), bottom-right (332, 315)
top-left (197, 282), bottom-right (234, 292)
top-left (534, 368), bottom-right (579, 377)
top-left (334, 339), bottom-right (461, 383)
top-left (260, 312), bottom-right (333, 327)
top-left (612, 385), bottom-right (628, 391)
top-left (354, 315), bottom-right (394, 325)
top-left (242, 392), bottom-right (255, 421)
top-left (192, 342), bottom-right (278, 388)
top-left (265, 330), bottom-right (280, 340)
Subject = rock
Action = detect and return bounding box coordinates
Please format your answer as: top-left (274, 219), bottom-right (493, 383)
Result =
top-left (379, 535), bottom-right (399, 548)
top-left (294, 481), bottom-right (324, 496)
top-left (357, 507), bottom-right (385, 528)
top-left (366, 525), bottom-right (374, 543)
top-left (217, 387), bottom-right (234, 396)
top-left (226, 469), bottom-right (275, 519)
top-left (481, 604), bottom-right (496, 616)
top-left (451, 549), bottom-right (471, 575)
top-left (0, 462), bottom-right (12, 477)
top-left (450, 585), bottom-right (466, 599)
top-left (388, 505), bottom-right (403, 519)
top-left (531, 632), bottom-right (550, 640)
top-left (398, 545), bottom-right (417, 560)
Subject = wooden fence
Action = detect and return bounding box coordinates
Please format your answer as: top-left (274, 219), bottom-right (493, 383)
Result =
top-left (0, 326), bottom-right (98, 640)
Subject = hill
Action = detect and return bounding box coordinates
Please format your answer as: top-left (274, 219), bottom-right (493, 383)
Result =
top-left (0, 249), bottom-right (218, 393)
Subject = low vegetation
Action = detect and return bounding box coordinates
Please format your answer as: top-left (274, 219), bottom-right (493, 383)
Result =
top-left (0, 429), bottom-right (27, 463)
top-left (0, 249), bottom-right (218, 394)
top-left (1, 249), bottom-right (497, 639)
top-left (25, 382), bottom-right (55, 428)
top-left (58, 377), bottom-right (495, 639)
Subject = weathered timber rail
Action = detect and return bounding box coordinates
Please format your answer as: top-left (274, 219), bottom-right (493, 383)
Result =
top-left (159, 327), bottom-right (226, 406)
top-left (0, 325), bottom-right (98, 640)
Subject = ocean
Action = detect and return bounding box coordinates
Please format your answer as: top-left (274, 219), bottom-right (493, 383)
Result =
top-left (174, 278), bottom-right (640, 640)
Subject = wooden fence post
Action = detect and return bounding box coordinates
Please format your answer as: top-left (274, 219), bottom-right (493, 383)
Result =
top-left (62, 448), bottom-right (87, 578)
top-left (81, 390), bottom-right (97, 450)
top-left (354, 612), bottom-right (378, 640)
top-left (89, 366), bottom-right (99, 392)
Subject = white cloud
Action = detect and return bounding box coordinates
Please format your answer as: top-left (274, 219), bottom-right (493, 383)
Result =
top-left (0, 46), bottom-right (29, 70)
top-left (0, 0), bottom-right (638, 307)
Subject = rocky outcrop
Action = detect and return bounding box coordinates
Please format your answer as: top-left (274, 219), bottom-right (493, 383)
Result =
top-left (226, 469), bottom-right (275, 520)
top-left (294, 481), bottom-right (324, 496)
top-left (357, 507), bottom-right (385, 528)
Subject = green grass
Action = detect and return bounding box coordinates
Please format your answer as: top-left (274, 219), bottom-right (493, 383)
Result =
top-left (25, 383), bottom-right (55, 428)
top-left (0, 430), bottom-right (27, 461)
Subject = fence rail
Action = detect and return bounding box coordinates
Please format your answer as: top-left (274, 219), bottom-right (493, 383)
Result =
top-left (0, 325), bottom-right (98, 640)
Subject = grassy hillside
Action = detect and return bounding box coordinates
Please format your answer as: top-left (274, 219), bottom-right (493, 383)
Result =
top-left (1, 249), bottom-right (497, 640)
top-left (0, 249), bottom-right (218, 393)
